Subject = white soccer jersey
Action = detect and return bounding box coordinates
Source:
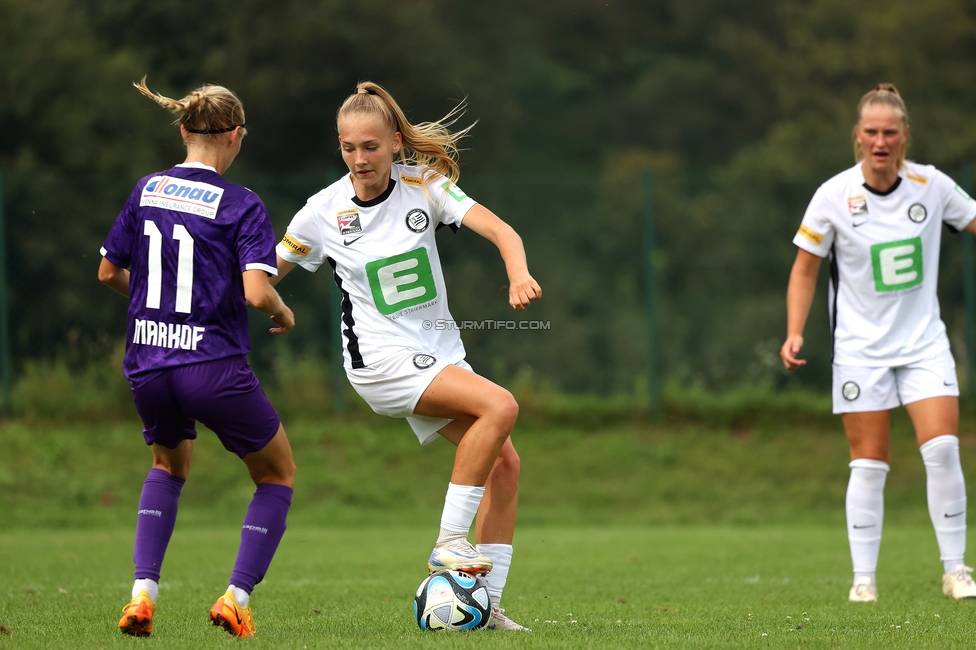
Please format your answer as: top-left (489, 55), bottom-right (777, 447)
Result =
top-left (793, 162), bottom-right (976, 367)
top-left (277, 163), bottom-right (476, 369)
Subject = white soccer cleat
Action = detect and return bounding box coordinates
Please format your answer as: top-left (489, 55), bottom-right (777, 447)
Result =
top-left (487, 606), bottom-right (531, 631)
top-left (849, 576), bottom-right (878, 602)
top-left (427, 538), bottom-right (493, 576)
top-left (943, 565), bottom-right (976, 599)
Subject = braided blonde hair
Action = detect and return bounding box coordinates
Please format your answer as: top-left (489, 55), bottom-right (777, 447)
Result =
top-left (134, 76), bottom-right (247, 138)
top-left (337, 81), bottom-right (473, 185)
top-left (853, 83), bottom-right (910, 168)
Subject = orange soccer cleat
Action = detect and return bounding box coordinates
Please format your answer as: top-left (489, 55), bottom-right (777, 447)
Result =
top-left (209, 589), bottom-right (256, 638)
top-left (118, 590), bottom-right (156, 637)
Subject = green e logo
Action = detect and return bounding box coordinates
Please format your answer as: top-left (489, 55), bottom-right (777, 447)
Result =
top-left (870, 238), bottom-right (923, 292)
top-left (365, 248), bottom-right (437, 315)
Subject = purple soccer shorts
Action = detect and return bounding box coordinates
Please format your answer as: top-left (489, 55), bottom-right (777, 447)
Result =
top-left (131, 355), bottom-right (280, 458)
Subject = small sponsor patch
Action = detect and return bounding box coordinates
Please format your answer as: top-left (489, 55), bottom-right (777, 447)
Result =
top-left (842, 381), bottom-right (860, 401)
top-left (413, 353), bottom-right (436, 370)
top-left (405, 209), bottom-right (430, 233)
top-left (847, 196), bottom-right (868, 218)
top-left (908, 203), bottom-right (927, 223)
top-left (140, 176), bottom-right (224, 219)
top-left (905, 173), bottom-right (929, 185)
top-left (400, 174), bottom-right (424, 187)
top-left (798, 224), bottom-right (824, 244)
top-left (441, 181), bottom-right (468, 202)
top-left (955, 184), bottom-right (973, 201)
top-left (337, 208), bottom-right (363, 235)
top-left (280, 233), bottom-right (310, 257)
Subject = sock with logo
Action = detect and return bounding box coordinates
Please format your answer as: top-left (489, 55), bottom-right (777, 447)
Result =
top-left (477, 543), bottom-right (513, 607)
top-left (920, 435), bottom-right (967, 574)
top-left (133, 468), bottom-right (186, 583)
top-left (436, 483), bottom-right (486, 545)
top-left (228, 483), bottom-right (293, 595)
top-left (847, 459), bottom-right (889, 586)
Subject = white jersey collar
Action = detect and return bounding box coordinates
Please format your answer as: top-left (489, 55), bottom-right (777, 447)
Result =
top-left (175, 162), bottom-right (218, 173)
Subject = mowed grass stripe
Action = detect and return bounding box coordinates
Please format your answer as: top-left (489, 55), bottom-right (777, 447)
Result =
top-left (1, 526), bottom-right (974, 648)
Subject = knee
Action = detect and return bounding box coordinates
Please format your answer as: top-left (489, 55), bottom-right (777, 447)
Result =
top-left (487, 390), bottom-right (519, 433)
top-left (491, 444), bottom-right (521, 488)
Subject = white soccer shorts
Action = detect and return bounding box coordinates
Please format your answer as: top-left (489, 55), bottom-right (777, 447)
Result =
top-left (832, 349), bottom-right (959, 414)
top-left (346, 348), bottom-right (474, 444)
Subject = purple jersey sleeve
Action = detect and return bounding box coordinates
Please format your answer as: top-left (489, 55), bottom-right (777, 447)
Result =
top-left (101, 187), bottom-right (142, 269)
top-left (236, 193), bottom-right (278, 276)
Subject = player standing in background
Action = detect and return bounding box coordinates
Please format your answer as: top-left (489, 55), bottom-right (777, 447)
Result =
top-left (781, 83), bottom-right (976, 602)
top-left (99, 78), bottom-right (297, 637)
top-left (274, 82), bottom-right (540, 630)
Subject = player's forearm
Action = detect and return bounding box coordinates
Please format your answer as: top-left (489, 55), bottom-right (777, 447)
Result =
top-left (494, 226), bottom-right (530, 282)
top-left (785, 268), bottom-right (817, 338)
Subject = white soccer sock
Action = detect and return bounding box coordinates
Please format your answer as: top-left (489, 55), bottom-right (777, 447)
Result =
top-left (920, 435), bottom-right (967, 574)
top-left (847, 459), bottom-right (889, 585)
top-left (132, 578), bottom-right (158, 602)
top-left (437, 483), bottom-right (485, 539)
top-left (229, 584), bottom-right (250, 609)
top-left (477, 543), bottom-right (512, 607)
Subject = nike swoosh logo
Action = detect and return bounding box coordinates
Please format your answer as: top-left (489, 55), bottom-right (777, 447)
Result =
top-left (852, 222), bottom-right (866, 228)
top-left (852, 524), bottom-right (875, 529)
top-left (343, 236), bottom-right (363, 246)
top-left (944, 381), bottom-right (956, 386)
top-left (945, 511), bottom-right (965, 518)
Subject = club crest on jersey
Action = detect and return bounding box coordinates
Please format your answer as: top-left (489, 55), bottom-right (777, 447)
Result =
top-left (842, 381), bottom-right (860, 401)
top-left (336, 208), bottom-right (363, 235)
top-left (908, 203), bottom-right (927, 223)
top-left (405, 209), bottom-right (430, 233)
top-left (413, 353), bottom-right (436, 370)
top-left (140, 176), bottom-right (224, 219)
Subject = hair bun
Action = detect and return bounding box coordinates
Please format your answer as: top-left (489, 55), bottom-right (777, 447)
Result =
top-left (874, 83), bottom-right (900, 96)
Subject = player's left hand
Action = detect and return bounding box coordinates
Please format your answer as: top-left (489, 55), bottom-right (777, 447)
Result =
top-left (509, 272), bottom-right (541, 310)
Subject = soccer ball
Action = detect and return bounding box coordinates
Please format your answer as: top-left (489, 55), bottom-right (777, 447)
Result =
top-left (414, 570), bottom-right (491, 631)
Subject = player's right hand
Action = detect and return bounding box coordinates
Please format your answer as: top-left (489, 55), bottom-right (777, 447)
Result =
top-left (780, 334), bottom-right (806, 371)
top-left (270, 306), bottom-right (295, 334)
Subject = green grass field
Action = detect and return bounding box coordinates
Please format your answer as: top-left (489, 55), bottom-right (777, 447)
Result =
top-left (4, 411), bottom-right (976, 647)
top-left (1, 526), bottom-right (975, 648)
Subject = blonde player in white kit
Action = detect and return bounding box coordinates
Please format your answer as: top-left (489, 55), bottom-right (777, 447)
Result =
top-left (274, 82), bottom-right (540, 630)
top-left (781, 84), bottom-right (976, 603)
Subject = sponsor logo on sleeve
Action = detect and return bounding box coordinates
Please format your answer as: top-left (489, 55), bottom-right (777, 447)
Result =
top-left (905, 173), bottom-right (929, 185)
top-left (400, 174), bottom-right (424, 187)
top-left (140, 176), bottom-right (224, 219)
top-left (870, 237), bottom-right (923, 292)
top-left (842, 381), bottom-right (860, 401)
top-left (336, 208), bottom-right (363, 235)
top-left (441, 181), bottom-right (468, 202)
top-left (405, 209), bottom-right (430, 233)
top-left (955, 184), bottom-right (974, 201)
top-left (280, 233), bottom-right (310, 257)
top-left (907, 203), bottom-right (927, 223)
top-left (797, 224), bottom-right (824, 244)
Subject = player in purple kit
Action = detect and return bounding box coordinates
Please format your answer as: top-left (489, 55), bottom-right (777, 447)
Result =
top-left (99, 78), bottom-right (296, 638)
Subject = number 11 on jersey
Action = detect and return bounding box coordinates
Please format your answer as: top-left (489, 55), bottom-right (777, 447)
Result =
top-left (144, 220), bottom-right (195, 313)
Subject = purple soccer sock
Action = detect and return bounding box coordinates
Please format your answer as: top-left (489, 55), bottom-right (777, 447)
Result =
top-left (229, 483), bottom-right (293, 593)
top-left (133, 468), bottom-right (186, 581)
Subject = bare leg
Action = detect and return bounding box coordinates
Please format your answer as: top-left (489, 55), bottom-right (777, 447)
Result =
top-left (242, 424), bottom-right (296, 487)
top-left (438, 418), bottom-right (520, 545)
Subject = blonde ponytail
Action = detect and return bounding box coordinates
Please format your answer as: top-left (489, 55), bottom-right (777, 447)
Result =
top-left (337, 81), bottom-right (474, 185)
top-left (134, 77), bottom-right (247, 137)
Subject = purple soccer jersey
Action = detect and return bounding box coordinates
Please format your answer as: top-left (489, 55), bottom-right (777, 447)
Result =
top-left (101, 164), bottom-right (277, 386)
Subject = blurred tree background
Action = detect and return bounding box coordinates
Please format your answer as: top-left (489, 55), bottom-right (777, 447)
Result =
top-left (4, 0), bottom-right (976, 404)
